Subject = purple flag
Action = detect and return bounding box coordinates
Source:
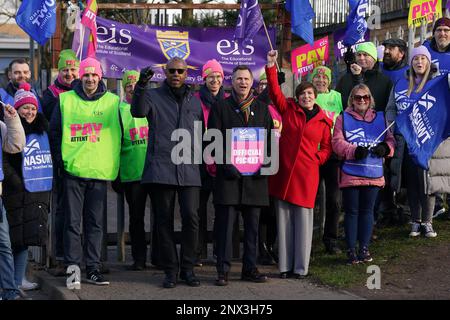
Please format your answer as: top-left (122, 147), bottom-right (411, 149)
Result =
top-left (234, 0), bottom-right (264, 46)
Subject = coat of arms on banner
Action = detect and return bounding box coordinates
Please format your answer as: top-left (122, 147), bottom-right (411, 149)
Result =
top-left (157, 30), bottom-right (190, 60)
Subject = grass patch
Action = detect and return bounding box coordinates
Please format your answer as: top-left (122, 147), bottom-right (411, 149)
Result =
top-left (308, 217), bottom-right (450, 288)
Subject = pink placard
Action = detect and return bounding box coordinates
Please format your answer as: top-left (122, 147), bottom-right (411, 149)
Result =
top-left (291, 36), bottom-right (329, 77)
top-left (231, 127), bottom-right (265, 175)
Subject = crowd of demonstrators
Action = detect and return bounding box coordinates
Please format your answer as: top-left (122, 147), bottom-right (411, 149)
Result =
top-left (3, 24), bottom-right (450, 298)
top-left (310, 66), bottom-right (344, 255)
top-left (131, 58), bottom-right (204, 289)
top-left (266, 50), bottom-right (332, 279)
top-left (332, 84), bottom-right (395, 264)
top-left (386, 45), bottom-right (450, 238)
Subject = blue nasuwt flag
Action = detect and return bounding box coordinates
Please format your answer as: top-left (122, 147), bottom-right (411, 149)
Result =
top-left (286, 0), bottom-right (315, 46)
top-left (343, 0), bottom-right (368, 46)
top-left (15, 0), bottom-right (56, 46)
top-left (396, 75), bottom-right (450, 170)
top-left (234, 0), bottom-right (264, 46)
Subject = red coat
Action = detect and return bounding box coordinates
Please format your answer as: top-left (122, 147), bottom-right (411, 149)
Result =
top-left (266, 65), bottom-right (332, 208)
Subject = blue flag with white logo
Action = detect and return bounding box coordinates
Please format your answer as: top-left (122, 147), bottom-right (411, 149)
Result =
top-left (343, 0), bottom-right (368, 46)
top-left (396, 76), bottom-right (450, 170)
top-left (286, 0), bottom-right (315, 46)
top-left (15, 0), bottom-right (56, 46)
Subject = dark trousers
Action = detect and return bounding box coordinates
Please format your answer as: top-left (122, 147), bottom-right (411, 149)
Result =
top-left (197, 187), bottom-right (212, 260)
top-left (147, 184), bottom-right (200, 275)
top-left (53, 171), bottom-right (65, 260)
top-left (258, 198), bottom-right (276, 254)
top-left (215, 205), bottom-right (260, 274)
top-left (404, 154), bottom-right (435, 223)
top-left (342, 186), bottom-right (380, 250)
top-left (63, 175), bottom-right (106, 272)
top-left (319, 159), bottom-right (341, 243)
top-left (123, 181), bottom-right (157, 265)
top-left (374, 159), bottom-right (396, 221)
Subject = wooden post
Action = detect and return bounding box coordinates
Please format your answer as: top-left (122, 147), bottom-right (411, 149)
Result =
top-left (280, 5), bottom-right (291, 69)
top-left (52, 2), bottom-right (62, 69)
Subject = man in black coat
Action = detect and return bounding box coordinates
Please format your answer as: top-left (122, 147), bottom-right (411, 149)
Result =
top-left (208, 65), bottom-right (273, 286)
top-left (131, 58), bottom-right (203, 289)
top-left (336, 42), bottom-right (393, 111)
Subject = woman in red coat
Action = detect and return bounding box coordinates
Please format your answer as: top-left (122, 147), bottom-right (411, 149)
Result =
top-left (266, 50), bottom-right (332, 278)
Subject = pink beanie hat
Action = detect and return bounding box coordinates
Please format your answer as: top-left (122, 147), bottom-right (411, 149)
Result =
top-left (79, 57), bottom-right (103, 79)
top-left (202, 59), bottom-right (224, 79)
top-left (14, 83), bottom-right (38, 110)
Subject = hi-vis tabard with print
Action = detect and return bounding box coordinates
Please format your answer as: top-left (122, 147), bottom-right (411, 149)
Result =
top-left (60, 90), bottom-right (121, 180)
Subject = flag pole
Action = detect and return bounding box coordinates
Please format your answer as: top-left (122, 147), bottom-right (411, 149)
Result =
top-left (262, 20), bottom-right (280, 71)
top-left (79, 24), bottom-right (85, 61)
top-left (371, 121), bottom-right (396, 147)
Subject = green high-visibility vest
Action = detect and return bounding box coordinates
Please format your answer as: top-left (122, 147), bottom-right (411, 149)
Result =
top-left (60, 90), bottom-right (121, 180)
top-left (119, 101), bottom-right (148, 182)
top-left (316, 89), bottom-right (343, 131)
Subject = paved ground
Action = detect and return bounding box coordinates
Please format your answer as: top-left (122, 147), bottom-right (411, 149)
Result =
top-left (30, 246), bottom-right (360, 300)
top-left (26, 188), bottom-right (361, 300)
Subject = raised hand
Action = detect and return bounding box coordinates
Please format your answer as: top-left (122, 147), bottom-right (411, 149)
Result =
top-left (138, 67), bottom-right (154, 86)
top-left (2, 102), bottom-right (17, 120)
top-left (267, 50), bottom-right (278, 67)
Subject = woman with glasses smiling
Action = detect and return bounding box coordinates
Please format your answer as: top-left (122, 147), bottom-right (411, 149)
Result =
top-left (332, 84), bottom-right (395, 265)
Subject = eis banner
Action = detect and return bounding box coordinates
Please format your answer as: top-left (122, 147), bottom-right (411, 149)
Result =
top-left (73, 16), bottom-right (275, 85)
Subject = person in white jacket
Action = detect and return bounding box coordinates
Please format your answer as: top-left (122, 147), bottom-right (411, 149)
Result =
top-left (0, 102), bottom-right (26, 300)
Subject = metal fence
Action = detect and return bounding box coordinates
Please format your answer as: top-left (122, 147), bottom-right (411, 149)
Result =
top-left (312, 0), bottom-right (409, 28)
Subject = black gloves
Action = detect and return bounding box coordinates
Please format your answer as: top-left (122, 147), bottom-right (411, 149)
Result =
top-left (222, 164), bottom-right (241, 180)
top-left (137, 67), bottom-right (154, 86)
top-left (354, 146), bottom-right (369, 160)
top-left (277, 71), bottom-right (286, 85)
top-left (344, 46), bottom-right (356, 66)
top-left (371, 142), bottom-right (390, 158)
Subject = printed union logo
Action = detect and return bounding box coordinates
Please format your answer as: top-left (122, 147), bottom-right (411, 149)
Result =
top-left (418, 92), bottom-right (436, 111)
top-left (156, 30), bottom-right (190, 61)
top-left (24, 139), bottom-right (40, 156)
top-left (346, 128), bottom-right (365, 141)
top-left (394, 89), bottom-right (408, 101)
top-left (238, 129), bottom-right (257, 140)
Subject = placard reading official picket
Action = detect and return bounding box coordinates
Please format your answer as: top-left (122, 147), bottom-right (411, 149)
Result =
top-left (73, 17), bottom-right (275, 85)
top-left (231, 128), bottom-right (265, 175)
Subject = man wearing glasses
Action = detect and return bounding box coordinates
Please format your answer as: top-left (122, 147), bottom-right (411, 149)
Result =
top-left (423, 17), bottom-right (450, 75)
top-left (131, 57), bottom-right (203, 289)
